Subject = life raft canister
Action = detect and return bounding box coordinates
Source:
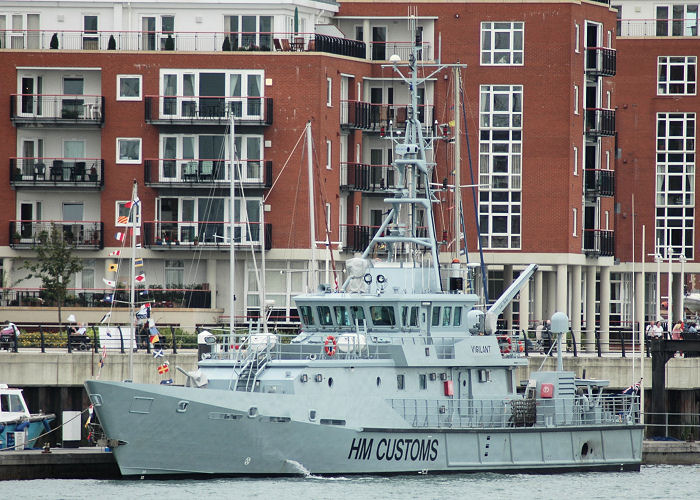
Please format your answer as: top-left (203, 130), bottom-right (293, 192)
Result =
top-left (497, 335), bottom-right (512, 354)
top-left (324, 335), bottom-right (337, 356)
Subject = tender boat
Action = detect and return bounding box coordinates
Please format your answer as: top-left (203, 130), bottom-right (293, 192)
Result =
top-left (0, 384), bottom-right (54, 450)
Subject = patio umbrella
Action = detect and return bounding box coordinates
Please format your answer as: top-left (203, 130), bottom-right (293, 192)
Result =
top-left (294, 7), bottom-right (299, 35)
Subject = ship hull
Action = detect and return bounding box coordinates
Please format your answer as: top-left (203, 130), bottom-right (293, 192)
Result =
top-left (85, 380), bottom-right (642, 476)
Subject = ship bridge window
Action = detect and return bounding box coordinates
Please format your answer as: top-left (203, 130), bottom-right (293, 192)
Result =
top-left (299, 306), bottom-right (314, 326)
top-left (401, 306), bottom-right (419, 327)
top-left (350, 305), bottom-right (366, 324)
top-left (0, 394), bottom-right (24, 412)
top-left (432, 306), bottom-right (441, 327)
top-left (370, 306), bottom-right (395, 326)
top-left (442, 307), bottom-right (452, 326)
top-left (317, 306), bottom-right (333, 326)
top-left (334, 306), bottom-right (350, 326)
top-left (454, 307), bottom-right (462, 326)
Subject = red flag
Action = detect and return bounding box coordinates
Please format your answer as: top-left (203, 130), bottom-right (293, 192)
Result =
top-left (157, 363), bottom-right (169, 374)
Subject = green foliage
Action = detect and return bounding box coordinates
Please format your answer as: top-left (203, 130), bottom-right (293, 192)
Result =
top-left (222, 37), bottom-right (231, 51)
top-left (107, 35), bottom-right (116, 50)
top-left (50, 33), bottom-right (59, 49)
top-left (18, 331), bottom-right (68, 348)
top-left (164, 34), bottom-right (174, 50)
top-left (16, 225), bottom-right (83, 326)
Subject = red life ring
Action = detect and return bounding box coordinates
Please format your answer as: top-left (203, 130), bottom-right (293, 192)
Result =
top-left (324, 335), bottom-right (337, 356)
top-left (497, 335), bottom-right (512, 354)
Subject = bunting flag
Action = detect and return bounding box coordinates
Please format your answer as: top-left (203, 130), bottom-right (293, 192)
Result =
top-left (109, 250), bottom-right (121, 256)
top-left (160, 378), bottom-right (174, 385)
top-left (108, 263), bottom-right (118, 272)
top-left (149, 332), bottom-right (160, 345)
top-left (125, 196), bottom-right (140, 209)
top-left (157, 362), bottom-right (169, 374)
top-left (153, 348), bottom-right (164, 358)
top-left (102, 278), bottom-right (116, 288)
top-left (136, 303), bottom-right (151, 319)
top-left (134, 258), bottom-right (144, 267)
top-left (115, 232), bottom-right (125, 242)
top-left (135, 273), bottom-right (146, 283)
top-left (85, 405), bottom-right (94, 428)
top-left (99, 312), bottom-right (111, 323)
top-left (117, 215), bottom-right (128, 224)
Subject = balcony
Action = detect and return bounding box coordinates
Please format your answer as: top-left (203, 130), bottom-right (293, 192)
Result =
top-left (145, 96), bottom-right (272, 126)
top-left (144, 159), bottom-right (271, 189)
top-left (10, 158), bottom-right (104, 189)
top-left (340, 224), bottom-right (428, 253)
top-left (585, 108), bottom-right (616, 137)
top-left (584, 169), bottom-right (615, 197)
top-left (583, 229), bottom-right (615, 257)
top-left (10, 220), bottom-right (104, 250)
top-left (10, 95), bottom-right (104, 127)
top-left (585, 47), bottom-right (616, 77)
top-left (618, 18), bottom-right (700, 37)
top-left (143, 221), bottom-right (271, 251)
top-left (369, 41), bottom-right (433, 62)
top-left (340, 163), bottom-right (397, 192)
top-left (340, 101), bottom-right (434, 131)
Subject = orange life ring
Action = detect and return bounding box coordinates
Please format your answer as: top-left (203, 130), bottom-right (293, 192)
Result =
top-left (498, 335), bottom-right (512, 354)
top-left (324, 335), bottom-right (337, 356)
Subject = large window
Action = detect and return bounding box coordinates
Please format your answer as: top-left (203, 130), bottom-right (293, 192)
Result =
top-left (481, 22), bottom-right (524, 65)
top-left (656, 112), bottom-right (695, 259)
top-left (656, 5), bottom-right (698, 36)
top-left (479, 85), bottom-right (523, 249)
top-left (224, 15), bottom-right (272, 50)
top-left (658, 56), bottom-right (697, 95)
top-left (165, 260), bottom-right (184, 288)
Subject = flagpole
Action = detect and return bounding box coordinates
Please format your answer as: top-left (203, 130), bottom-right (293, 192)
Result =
top-left (129, 179), bottom-right (138, 381)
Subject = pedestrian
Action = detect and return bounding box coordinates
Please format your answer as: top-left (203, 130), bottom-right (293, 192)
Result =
top-left (652, 320), bottom-right (663, 339)
top-left (672, 320), bottom-right (683, 340)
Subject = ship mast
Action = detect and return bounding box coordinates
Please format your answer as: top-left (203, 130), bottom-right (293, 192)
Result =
top-left (128, 179), bottom-right (138, 380)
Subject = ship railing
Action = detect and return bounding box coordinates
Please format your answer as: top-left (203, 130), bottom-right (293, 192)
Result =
top-left (388, 395), bottom-right (640, 429)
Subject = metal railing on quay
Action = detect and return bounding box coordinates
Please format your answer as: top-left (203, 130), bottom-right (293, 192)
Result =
top-left (644, 412), bottom-right (700, 440)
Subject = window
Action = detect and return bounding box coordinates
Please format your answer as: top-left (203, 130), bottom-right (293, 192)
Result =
top-left (453, 307), bottom-right (462, 326)
top-left (397, 374), bottom-right (405, 390)
top-left (478, 85), bottom-right (523, 249)
top-left (658, 56), bottom-right (697, 96)
top-left (574, 85), bottom-right (579, 115)
top-left (573, 146), bottom-right (579, 175)
top-left (605, 210), bottom-right (610, 230)
top-left (0, 393), bottom-right (24, 412)
top-left (481, 22), bottom-right (524, 65)
top-left (299, 305), bottom-right (314, 325)
top-left (401, 306), bottom-right (419, 327)
top-left (370, 306), bottom-right (395, 326)
top-left (325, 203), bottom-right (331, 233)
top-left (655, 112), bottom-right (695, 259)
top-left (83, 15), bottom-right (98, 49)
top-left (165, 260), bottom-right (184, 288)
top-left (575, 23), bottom-right (580, 53)
top-left (116, 138), bottom-right (142, 163)
top-left (326, 140), bottom-right (332, 169)
top-left (431, 306), bottom-right (441, 326)
top-left (656, 5), bottom-right (698, 37)
top-left (115, 201), bottom-right (141, 226)
top-left (224, 15), bottom-right (273, 50)
top-left (334, 306), bottom-right (350, 326)
top-left (419, 374), bottom-right (427, 390)
top-left (317, 306), bottom-right (333, 326)
top-left (442, 306), bottom-right (452, 326)
top-left (117, 75), bottom-right (142, 101)
top-left (573, 208), bottom-right (578, 237)
top-left (350, 305), bottom-right (366, 324)
top-left (327, 77), bottom-right (332, 107)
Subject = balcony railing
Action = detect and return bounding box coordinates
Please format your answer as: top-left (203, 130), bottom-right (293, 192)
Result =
top-left (143, 221), bottom-right (271, 250)
top-left (585, 47), bottom-right (616, 77)
top-left (618, 18), bottom-right (700, 37)
top-left (340, 162), bottom-right (397, 192)
top-left (585, 108), bottom-right (616, 137)
top-left (584, 169), bottom-right (615, 197)
top-left (10, 158), bottom-right (104, 188)
top-left (10, 94), bottom-right (104, 126)
top-left (368, 41), bottom-right (433, 61)
top-left (340, 101), bottom-right (434, 131)
top-left (144, 159), bottom-right (271, 188)
top-left (10, 220), bottom-right (104, 249)
top-left (583, 229), bottom-right (615, 257)
top-left (340, 224), bottom-right (429, 253)
top-left (145, 96), bottom-right (272, 125)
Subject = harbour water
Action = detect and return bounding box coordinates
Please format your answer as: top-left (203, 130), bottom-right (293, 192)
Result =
top-left (0, 465), bottom-right (697, 499)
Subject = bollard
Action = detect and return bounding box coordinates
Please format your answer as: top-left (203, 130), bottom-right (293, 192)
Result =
top-left (40, 326), bottom-right (45, 353)
top-left (171, 326), bottom-right (177, 354)
top-left (67, 327), bottom-right (72, 354)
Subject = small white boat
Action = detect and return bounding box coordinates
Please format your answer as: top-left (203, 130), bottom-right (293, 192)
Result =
top-left (0, 384), bottom-right (55, 450)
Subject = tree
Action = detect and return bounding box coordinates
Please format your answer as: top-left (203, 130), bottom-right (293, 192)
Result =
top-left (50, 33), bottom-right (59, 49)
top-left (108, 35), bottom-right (116, 50)
top-left (17, 226), bottom-right (83, 330)
top-left (222, 37), bottom-right (231, 52)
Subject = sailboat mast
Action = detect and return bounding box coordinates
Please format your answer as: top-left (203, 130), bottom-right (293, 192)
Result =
top-left (306, 121), bottom-right (317, 291)
top-left (229, 114), bottom-right (236, 339)
top-left (453, 67), bottom-right (462, 261)
top-left (128, 179), bottom-right (138, 381)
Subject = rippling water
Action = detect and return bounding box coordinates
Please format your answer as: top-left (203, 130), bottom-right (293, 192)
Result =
top-left (1, 465), bottom-right (696, 499)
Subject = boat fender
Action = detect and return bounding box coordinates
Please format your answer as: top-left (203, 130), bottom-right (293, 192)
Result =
top-left (324, 335), bottom-right (337, 356)
top-left (42, 418), bottom-right (51, 433)
top-left (15, 421), bottom-right (29, 431)
top-left (498, 335), bottom-right (512, 354)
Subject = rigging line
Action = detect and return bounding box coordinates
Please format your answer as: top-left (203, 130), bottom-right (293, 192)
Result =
top-left (458, 69), bottom-right (489, 302)
top-left (264, 126), bottom-right (307, 204)
top-left (309, 133), bottom-right (339, 288)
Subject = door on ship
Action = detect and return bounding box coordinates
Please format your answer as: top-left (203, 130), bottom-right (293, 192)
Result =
top-left (457, 370), bottom-right (472, 418)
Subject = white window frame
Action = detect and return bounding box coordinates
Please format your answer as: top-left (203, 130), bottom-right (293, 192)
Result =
top-left (115, 200), bottom-right (141, 227)
top-left (326, 139), bottom-right (332, 170)
top-left (116, 138), bottom-right (142, 164)
top-left (572, 207), bottom-right (578, 236)
top-left (573, 146), bottom-right (578, 176)
top-left (480, 21), bottom-right (524, 66)
top-left (657, 56), bottom-right (697, 96)
top-left (327, 77), bottom-right (333, 107)
top-left (117, 75), bottom-right (143, 101)
top-left (574, 85), bottom-right (579, 115)
top-left (604, 210), bottom-right (610, 230)
top-left (575, 23), bottom-right (580, 53)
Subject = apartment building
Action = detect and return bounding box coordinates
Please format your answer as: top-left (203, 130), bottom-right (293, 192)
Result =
top-left (0, 0), bottom-right (687, 347)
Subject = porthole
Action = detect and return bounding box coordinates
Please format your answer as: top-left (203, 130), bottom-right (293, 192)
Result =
top-left (376, 376), bottom-right (381, 387)
top-left (176, 401), bottom-right (189, 413)
top-left (328, 377), bottom-right (334, 388)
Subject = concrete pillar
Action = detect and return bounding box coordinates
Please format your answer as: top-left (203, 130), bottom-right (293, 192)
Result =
top-left (519, 275), bottom-right (530, 336)
top-left (546, 271), bottom-right (556, 321)
top-left (503, 264), bottom-right (513, 332)
top-left (600, 266), bottom-right (611, 353)
top-left (556, 264), bottom-right (567, 313)
top-left (585, 265), bottom-right (596, 352)
top-left (363, 19), bottom-right (371, 61)
top-left (635, 271), bottom-right (645, 347)
top-left (533, 271), bottom-right (543, 324)
top-left (571, 265), bottom-right (582, 350)
top-left (206, 258), bottom-right (218, 310)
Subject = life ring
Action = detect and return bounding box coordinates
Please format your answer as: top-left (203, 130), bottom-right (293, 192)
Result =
top-left (324, 335), bottom-right (337, 356)
top-left (498, 335), bottom-right (512, 354)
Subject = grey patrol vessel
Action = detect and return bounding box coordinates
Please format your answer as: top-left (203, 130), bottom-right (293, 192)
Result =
top-left (85, 29), bottom-right (643, 476)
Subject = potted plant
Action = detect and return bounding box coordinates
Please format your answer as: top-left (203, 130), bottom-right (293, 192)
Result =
top-left (107, 35), bottom-right (116, 50)
top-left (11, 232), bottom-right (21, 244)
top-left (164, 34), bottom-right (175, 50)
top-left (88, 166), bottom-right (98, 182)
top-left (193, 236), bottom-right (199, 246)
top-left (50, 33), bottom-right (59, 49)
top-left (222, 37), bottom-right (231, 52)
